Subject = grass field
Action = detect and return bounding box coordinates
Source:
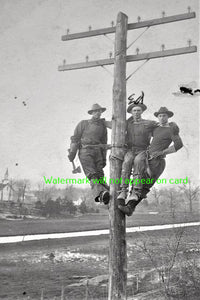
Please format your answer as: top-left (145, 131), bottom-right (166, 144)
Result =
top-left (0, 211), bottom-right (199, 237)
top-left (0, 225), bottom-right (200, 299)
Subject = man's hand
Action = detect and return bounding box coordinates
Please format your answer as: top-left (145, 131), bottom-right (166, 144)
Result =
top-left (68, 151), bottom-right (76, 162)
top-left (102, 159), bottom-right (107, 168)
top-left (150, 151), bottom-right (166, 159)
top-left (105, 144), bottom-right (112, 150)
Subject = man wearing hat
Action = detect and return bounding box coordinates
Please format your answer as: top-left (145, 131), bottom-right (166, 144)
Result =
top-left (117, 96), bottom-right (158, 205)
top-left (118, 106), bottom-right (183, 216)
top-left (68, 103), bottom-right (110, 204)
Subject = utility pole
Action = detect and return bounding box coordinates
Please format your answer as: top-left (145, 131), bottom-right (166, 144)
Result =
top-left (109, 12), bottom-right (127, 299)
top-left (58, 9), bottom-right (197, 299)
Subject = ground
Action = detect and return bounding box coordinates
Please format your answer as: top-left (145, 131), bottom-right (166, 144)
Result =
top-left (0, 212), bottom-right (199, 299)
top-left (0, 211), bottom-right (199, 236)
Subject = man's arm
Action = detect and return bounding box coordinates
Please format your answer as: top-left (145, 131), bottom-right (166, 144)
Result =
top-left (169, 122), bottom-right (183, 152)
top-left (163, 145), bottom-right (176, 156)
top-left (151, 142), bottom-right (181, 159)
top-left (163, 135), bottom-right (183, 156)
top-left (144, 120), bottom-right (159, 130)
top-left (152, 124), bottom-right (183, 158)
top-left (104, 120), bottom-right (112, 129)
top-left (68, 120), bottom-right (86, 161)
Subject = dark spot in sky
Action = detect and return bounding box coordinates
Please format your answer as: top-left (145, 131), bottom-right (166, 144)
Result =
top-left (14, 96), bottom-right (17, 99)
top-left (23, 291), bottom-right (26, 295)
top-left (22, 101), bottom-right (27, 106)
top-left (180, 86), bottom-right (193, 95)
top-left (15, 163), bottom-right (18, 166)
top-left (179, 85), bottom-right (200, 96)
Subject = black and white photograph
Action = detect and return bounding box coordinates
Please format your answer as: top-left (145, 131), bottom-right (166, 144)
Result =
top-left (0, 0), bottom-right (199, 299)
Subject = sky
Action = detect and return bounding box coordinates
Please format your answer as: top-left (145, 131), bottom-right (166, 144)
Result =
top-left (0, 0), bottom-right (199, 188)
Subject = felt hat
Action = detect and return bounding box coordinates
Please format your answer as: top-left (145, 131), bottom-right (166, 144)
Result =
top-left (88, 103), bottom-right (106, 115)
top-left (154, 107), bottom-right (174, 118)
top-left (127, 103), bottom-right (147, 113)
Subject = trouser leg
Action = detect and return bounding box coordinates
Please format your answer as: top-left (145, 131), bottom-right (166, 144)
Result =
top-left (117, 150), bottom-right (135, 200)
top-left (118, 151), bottom-right (148, 215)
top-left (79, 148), bottom-right (97, 180)
top-left (147, 158), bottom-right (166, 189)
top-left (95, 148), bottom-right (109, 190)
top-left (119, 156), bottom-right (166, 215)
top-left (79, 148), bottom-right (109, 203)
top-left (127, 151), bottom-right (147, 201)
top-left (134, 157), bottom-right (166, 203)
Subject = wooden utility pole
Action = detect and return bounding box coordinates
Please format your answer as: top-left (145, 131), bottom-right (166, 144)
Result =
top-left (58, 10), bottom-right (197, 299)
top-left (108, 12), bottom-right (128, 299)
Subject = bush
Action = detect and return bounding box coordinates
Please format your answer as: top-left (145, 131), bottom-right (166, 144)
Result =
top-left (43, 198), bottom-right (61, 217)
top-left (63, 199), bottom-right (77, 215)
top-left (79, 201), bottom-right (88, 214)
top-left (78, 202), bottom-right (99, 214)
top-left (35, 200), bottom-right (43, 210)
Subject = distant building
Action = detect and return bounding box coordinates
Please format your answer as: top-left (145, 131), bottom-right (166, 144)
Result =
top-left (0, 169), bottom-right (37, 204)
top-left (24, 191), bottom-right (37, 204)
top-left (0, 168), bottom-right (14, 202)
top-left (73, 197), bottom-right (83, 206)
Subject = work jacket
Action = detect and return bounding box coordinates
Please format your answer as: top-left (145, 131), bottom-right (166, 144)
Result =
top-left (71, 118), bottom-right (107, 147)
top-left (149, 122), bottom-right (183, 153)
top-left (126, 117), bottom-right (158, 150)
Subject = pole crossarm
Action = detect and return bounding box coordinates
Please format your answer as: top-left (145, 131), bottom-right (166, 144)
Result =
top-left (58, 46), bottom-right (197, 71)
top-left (61, 12), bottom-right (195, 41)
top-left (126, 46), bottom-right (197, 62)
top-left (58, 58), bottom-right (114, 71)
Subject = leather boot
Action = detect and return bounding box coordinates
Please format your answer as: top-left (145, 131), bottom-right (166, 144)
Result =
top-left (126, 190), bottom-right (139, 202)
top-left (99, 191), bottom-right (110, 205)
top-left (117, 190), bottom-right (127, 201)
top-left (118, 200), bottom-right (138, 216)
top-left (92, 183), bottom-right (110, 204)
top-left (92, 182), bottom-right (103, 202)
top-left (101, 181), bottom-right (110, 191)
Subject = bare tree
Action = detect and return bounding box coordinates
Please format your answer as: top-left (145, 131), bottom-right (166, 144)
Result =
top-left (14, 179), bottom-right (31, 203)
top-left (134, 228), bottom-right (184, 298)
top-left (35, 182), bottom-right (57, 202)
top-left (151, 187), bottom-right (162, 210)
top-left (179, 180), bottom-right (199, 213)
top-left (165, 187), bottom-right (178, 218)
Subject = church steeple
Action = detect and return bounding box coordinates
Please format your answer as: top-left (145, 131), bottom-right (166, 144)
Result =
top-left (3, 168), bottom-right (9, 182)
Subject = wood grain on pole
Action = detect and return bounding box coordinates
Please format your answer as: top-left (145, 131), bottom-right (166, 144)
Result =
top-left (108, 12), bottom-right (128, 300)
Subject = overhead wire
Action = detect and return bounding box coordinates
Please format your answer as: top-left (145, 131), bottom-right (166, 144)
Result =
top-left (127, 26), bottom-right (150, 50)
top-left (126, 59), bottom-right (150, 81)
top-left (103, 34), bottom-right (115, 45)
top-left (98, 25), bottom-right (152, 79)
top-left (100, 65), bottom-right (113, 77)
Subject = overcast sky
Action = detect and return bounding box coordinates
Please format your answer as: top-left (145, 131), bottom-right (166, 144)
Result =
top-left (0, 0), bottom-right (199, 187)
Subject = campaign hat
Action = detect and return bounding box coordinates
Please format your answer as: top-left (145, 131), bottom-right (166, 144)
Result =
top-left (127, 103), bottom-right (147, 113)
top-left (88, 103), bottom-right (106, 115)
top-left (154, 107), bottom-right (174, 118)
